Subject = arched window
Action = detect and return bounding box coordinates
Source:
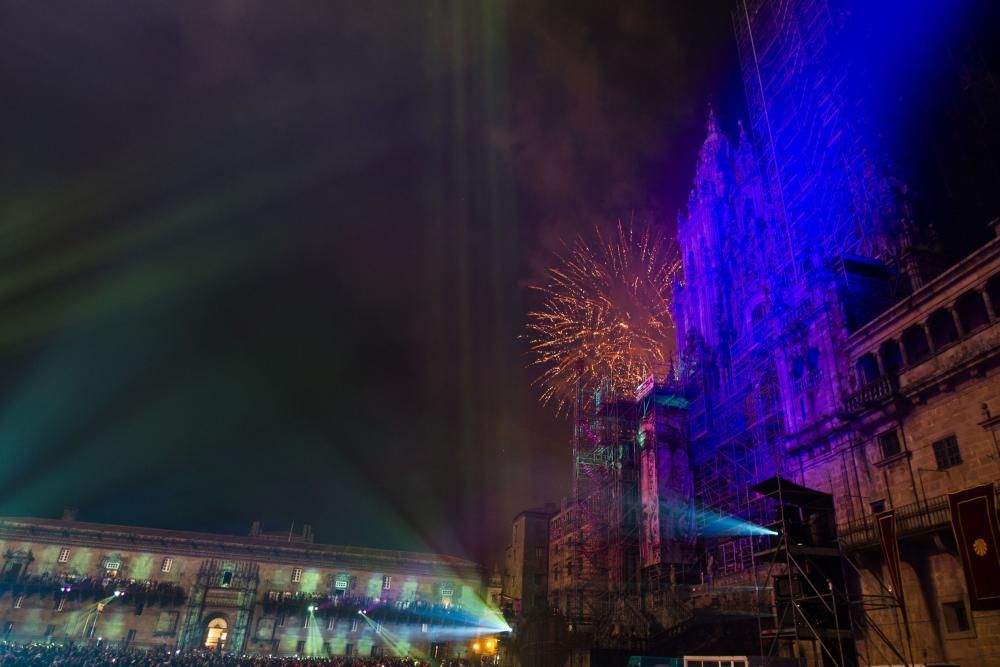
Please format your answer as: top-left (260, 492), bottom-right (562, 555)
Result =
top-left (806, 347), bottom-right (821, 372)
top-left (928, 308), bottom-right (959, 349)
top-left (879, 339), bottom-right (903, 375)
top-left (955, 290), bottom-right (989, 333)
top-left (856, 353), bottom-right (880, 385)
top-left (901, 325), bottom-right (931, 364)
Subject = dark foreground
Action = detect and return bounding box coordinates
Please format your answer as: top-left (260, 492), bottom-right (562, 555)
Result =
top-left (0, 643), bottom-right (481, 667)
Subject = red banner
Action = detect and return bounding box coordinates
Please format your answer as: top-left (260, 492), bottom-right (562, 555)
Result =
top-left (949, 484), bottom-right (1000, 610)
top-left (876, 510), bottom-right (907, 624)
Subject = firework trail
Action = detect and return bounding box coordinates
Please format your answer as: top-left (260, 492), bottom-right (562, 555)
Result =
top-left (526, 222), bottom-right (681, 414)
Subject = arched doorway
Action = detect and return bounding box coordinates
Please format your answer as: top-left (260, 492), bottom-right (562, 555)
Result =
top-left (203, 617), bottom-right (228, 651)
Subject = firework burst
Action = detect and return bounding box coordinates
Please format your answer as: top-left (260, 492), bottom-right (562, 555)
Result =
top-left (526, 222), bottom-right (681, 414)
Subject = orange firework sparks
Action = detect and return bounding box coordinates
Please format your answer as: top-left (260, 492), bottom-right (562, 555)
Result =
top-left (526, 222), bottom-right (681, 414)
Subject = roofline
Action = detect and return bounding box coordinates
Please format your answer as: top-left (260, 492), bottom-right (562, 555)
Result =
top-left (847, 233), bottom-right (1000, 347)
top-left (512, 507), bottom-right (558, 522)
top-left (0, 516), bottom-right (480, 576)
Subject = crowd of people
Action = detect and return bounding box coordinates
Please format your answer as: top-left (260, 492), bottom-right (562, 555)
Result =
top-left (0, 643), bottom-right (485, 667)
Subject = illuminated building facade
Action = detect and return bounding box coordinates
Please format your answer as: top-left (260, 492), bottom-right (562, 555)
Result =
top-left (0, 514), bottom-right (494, 659)
top-left (538, 1), bottom-right (1000, 665)
top-left (661, 0), bottom-right (1000, 664)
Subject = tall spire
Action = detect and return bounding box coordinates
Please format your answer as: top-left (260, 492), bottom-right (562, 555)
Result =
top-left (694, 107), bottom-right (732, 201)
top-left (706, 105), bottom-right (720, 138)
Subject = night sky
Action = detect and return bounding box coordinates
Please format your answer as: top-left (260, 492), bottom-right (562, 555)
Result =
top-left (0, 2), bottom-right (739, 564)
top-left (1, 1), bottom-right (997, 567)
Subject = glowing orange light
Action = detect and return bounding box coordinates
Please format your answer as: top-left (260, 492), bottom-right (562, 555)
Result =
top-left (526, 222), bottom-right (680, 413)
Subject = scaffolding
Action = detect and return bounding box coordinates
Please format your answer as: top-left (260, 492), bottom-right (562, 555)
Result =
top-left (748, 476), bottom-right (918, 667)
top-left (733, 0), bottom-right (898, 286)
top-left (562, 370), bottom-right (646, 653)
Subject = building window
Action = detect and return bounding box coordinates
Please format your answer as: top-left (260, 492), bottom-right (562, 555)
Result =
top-left (153, 611), bottom-right (179, 636)
top-left (382, 575), bottom-right (392, 590)
top-left (878, 430), bottom-right (902, 459)
top-left (870, 500), bottom-right (886, 515)
top-left (345, 643), bottom-right (354, 657)
top-left (221, 570), bottom-right (233, 586)
top-left (350, 618), bottom-right (359, 633)
top-left (901, 325), bottom-right (931, 364)
top-left (161, 558), bottom-right (173, 574)
top-left (292, 567), bottom-right (303, 583)
top-left (303, 615), bottom-right (310, 629)
top-left (942, 601), bottom-right (971, 633)
top-left (126, 629), bottom-right (137, 644)
top-left (879, 340), bottom-right (903, 375)
top-left (296, 640), bottom-right (306, 654)
top-left (327, 617), bottom-right (337, 631)
top-left (956, 291), bottom-right (989, 332)
top-left (44, 624), bottom-right (55, 639)
top-left (276, 611), bottom-right (285, 627)
top-left (13, 595), bottom-right (24, 609)
top-left (933, 435), bottom-right (962, 470)
top-left (856, 353), bottom-right (880, 384)
top-left (56, 597), bottom-right (66, 612)
top-left (58, 548), bottom-right (71, 563)
top-left (322, 642), bottom-right (331, 656)
top-left (928, 308), bottom-right (959, 348)
top-left (135, 603), bottom-right (144, 616)
top-left (375, 620), bottom-right (383, 633)
top-left (421, 623), bottom-right (428, 633)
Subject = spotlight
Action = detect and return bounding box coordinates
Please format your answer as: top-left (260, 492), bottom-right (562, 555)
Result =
top-left (307, 605), bottom-right (316, 613)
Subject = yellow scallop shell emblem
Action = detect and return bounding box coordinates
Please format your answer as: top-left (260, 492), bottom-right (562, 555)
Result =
top-left (973, 538), bottom-right (988, 557)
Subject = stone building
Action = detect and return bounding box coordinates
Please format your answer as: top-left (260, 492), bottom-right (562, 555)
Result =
top-left (644, 0), bottom-right (1000, 664)
top-left (542, 2), bottom-right (1000, 664)
top-left (667, 109), bottom-right (1000, 664)
top-left (501, 506), bottom-right (557, 619)
top-left (0, 514), bottom-right (491, 659)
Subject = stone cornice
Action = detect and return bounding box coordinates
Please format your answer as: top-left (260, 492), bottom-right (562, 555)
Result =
top-left (847, 237), bottom-right (1000, 351)
top-left (0, 517), bottom-right (480, 580)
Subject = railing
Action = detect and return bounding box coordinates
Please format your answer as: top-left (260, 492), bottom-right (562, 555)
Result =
top-left (0, 575), bottom-right (186, 606)
top-left (792, 370), bottom-right (821, 395)
top-left (837, 483), bottom-right (1000, 549)
top-left (258, 592), bottom-right (480, 626)
top-left (843, 374), bottom-right (897, 414)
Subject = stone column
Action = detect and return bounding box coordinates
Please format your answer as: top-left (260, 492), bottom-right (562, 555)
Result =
top-left (950, 306), bottom-right (965, 338)
top-left (921, 323), bottom-right (935, 354)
